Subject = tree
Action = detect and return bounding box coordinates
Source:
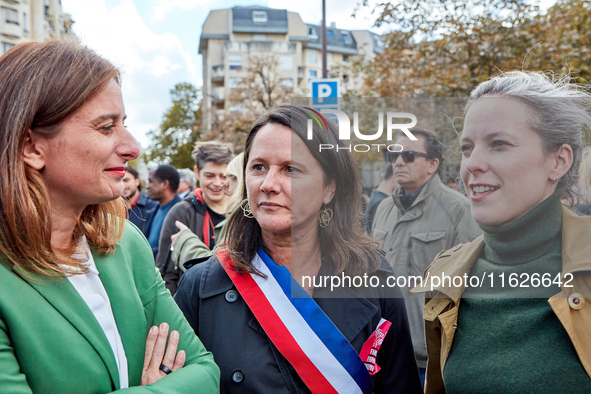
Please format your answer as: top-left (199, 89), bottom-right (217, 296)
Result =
top-left (144, 83), bottom-right (201, 168)
top-left (523, 0), bottom-right (591, 83)
top-left (204, 56), bottom-right (294, 150)
top-left (352, 0), bottom-right (590, 97)
top-left (345, 0), bottom-right (590, 178)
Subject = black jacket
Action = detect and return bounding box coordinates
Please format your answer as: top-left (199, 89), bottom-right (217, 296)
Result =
top-left (127, 192), bottom-right (158, 237)
top-left (174, 255), bottom-right (423, 393)
top-left (156, 191), bottom-right (211, 294)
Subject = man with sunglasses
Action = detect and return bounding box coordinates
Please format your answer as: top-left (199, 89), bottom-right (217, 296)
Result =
top-left (371, 128), bottom-right (481, 386)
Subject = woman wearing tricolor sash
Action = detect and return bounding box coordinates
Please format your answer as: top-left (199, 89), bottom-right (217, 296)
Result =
top-left (175, 104), bottom-right (422, 393)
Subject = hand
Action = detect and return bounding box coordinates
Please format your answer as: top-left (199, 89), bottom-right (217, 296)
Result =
top-left (141, 323), bottom-right (186, 385)
top-left (170, 221), bottom-right (189, 248)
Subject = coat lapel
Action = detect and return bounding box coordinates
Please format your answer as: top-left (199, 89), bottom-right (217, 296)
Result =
top-left (12, 265), bottom-right (120, 388)
top-left (93, 248), bottom-right (147, 386)
top-left (314, 286), bottom-right (378, 343)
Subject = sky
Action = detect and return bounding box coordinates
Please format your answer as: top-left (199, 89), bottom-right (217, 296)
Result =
top-left (60, 0), bottom-right (556, 149)
top-left (60, 0), bottom-right (384, 149)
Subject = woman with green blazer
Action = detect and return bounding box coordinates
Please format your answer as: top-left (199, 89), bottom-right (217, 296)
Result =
top-left (0, 40), bottom-right (220, 393)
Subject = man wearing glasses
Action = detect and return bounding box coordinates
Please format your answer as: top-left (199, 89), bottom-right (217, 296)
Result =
top-left (371, 128), bottom-right (481, 386)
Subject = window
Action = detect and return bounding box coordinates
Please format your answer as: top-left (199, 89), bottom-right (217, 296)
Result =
top-left (228, 77), bottom-right (242, 88)
top-left (343, 55), bottom-right (349, 62)
top-left (252, 34), bottom-right (267, 41)
top-left (307, 50), bottom-right (317, 64)
top-left (281, 78), bottom-right (294, 88)
top-left (228, 55), bottom-right (242, 70)
top-left (308, 27), bottom-right (317, 37)
top-left (279, 55), bottom-right (293, 71)
top-left (252, 10), bottom-right (267, 23)
top-left (2, 42), bottom-right (14, 54)
top-left (229, 103), bottom-right (243, 112)
top-left (342, 32), bottom-right (351, 43)
top-left (1, 7), bottom-right (19, 25)
top-left (327, 52), bottom-right (333, 62)
top-left (326, 30), bottom-right (334, 39)
top-left (23, 12), bottom-right (28, 33)
top-left (308, 70), bottom-right (317, 78)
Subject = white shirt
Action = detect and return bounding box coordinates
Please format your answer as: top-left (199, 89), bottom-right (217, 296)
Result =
top-left (65, 238), bottom-right (129, 389)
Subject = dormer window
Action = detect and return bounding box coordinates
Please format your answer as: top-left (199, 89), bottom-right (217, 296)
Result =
top-left (252, 11), bottom-right (267, 23)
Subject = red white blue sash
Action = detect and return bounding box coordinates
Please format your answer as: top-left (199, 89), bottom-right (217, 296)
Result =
top-left (218, 248), bottom-right (373, 394)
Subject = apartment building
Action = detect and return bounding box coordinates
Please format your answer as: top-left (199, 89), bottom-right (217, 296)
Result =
top-left (1, 0), bottom-right (75, 55)
top-left (199, 5), bottom-right (383, 131)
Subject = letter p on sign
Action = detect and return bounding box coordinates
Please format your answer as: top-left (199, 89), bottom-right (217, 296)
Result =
top-left (317, 84), bottom-right (332, 103)
top-left (311, 79), bottom-right (339, 106)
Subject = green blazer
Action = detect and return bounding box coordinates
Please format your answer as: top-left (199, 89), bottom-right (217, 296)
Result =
top-left (0, 222), bottom-right (220, 393)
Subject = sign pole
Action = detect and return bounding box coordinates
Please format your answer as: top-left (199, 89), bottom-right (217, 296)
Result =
top-left (322, 0), bottom-right (327, 78)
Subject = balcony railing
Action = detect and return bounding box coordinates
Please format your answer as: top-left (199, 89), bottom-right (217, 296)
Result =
top-left (0, 19), bottom-right (22, 38)
top-left (211, 87), bottom-right (225, 102)
top-left (224, 41), bottom-right (297, 54)
top-left (211, 65), bottom-right (224, 80)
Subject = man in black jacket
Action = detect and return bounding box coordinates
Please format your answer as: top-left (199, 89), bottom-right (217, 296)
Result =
top-left (123, 166), bottom-right (158, 236)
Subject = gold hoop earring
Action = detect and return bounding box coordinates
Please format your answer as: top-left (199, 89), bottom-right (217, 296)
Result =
top-left (319, 205), bottom-right (333, 228)
top-left (241, 199), bottom-right (254, 218)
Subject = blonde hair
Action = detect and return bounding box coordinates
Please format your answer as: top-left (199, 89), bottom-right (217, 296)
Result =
top-left (467, 71), bottom-right (591, 198)
top-left (577, 146), bottom-right (591, 202)
top-left (224, 152), bottom-right (244, 214)
top-left (0, 40), bottom-right (126, 277)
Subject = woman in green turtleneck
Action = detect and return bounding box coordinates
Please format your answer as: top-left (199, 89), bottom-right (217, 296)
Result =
top-left (416, 71), bottom-right (591, 394)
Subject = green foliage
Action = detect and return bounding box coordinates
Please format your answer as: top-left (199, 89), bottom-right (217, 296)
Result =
top-left (144, 83), bottom-right (201, 168)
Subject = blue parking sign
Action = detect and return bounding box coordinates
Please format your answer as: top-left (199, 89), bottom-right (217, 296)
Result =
top-left (310, 79), bottom-right (339, 105)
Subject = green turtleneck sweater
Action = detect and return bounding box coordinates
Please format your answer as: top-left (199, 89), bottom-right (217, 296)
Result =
top-left (443, 189), bottom-right (591, 393)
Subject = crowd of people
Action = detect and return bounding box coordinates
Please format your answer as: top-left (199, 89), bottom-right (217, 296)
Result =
top-left (1, 39), bottom-right (591, 393)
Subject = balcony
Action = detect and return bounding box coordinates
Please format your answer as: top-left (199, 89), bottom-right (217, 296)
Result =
top-left (211, 87), bottom-right (225, 103)
top-left (0, 19), bottom-right (21, 38)
top-left (224, 41), bottom-right (297, 54)
top-left (211, 65), bottom-right (224, 81)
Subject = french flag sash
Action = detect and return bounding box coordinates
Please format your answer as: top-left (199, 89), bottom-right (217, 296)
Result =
top-left (218, 248), bottom-right (373, 394)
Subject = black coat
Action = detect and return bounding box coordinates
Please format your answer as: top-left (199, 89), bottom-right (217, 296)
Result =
top-left (175, 255), bottom-right (422, 393)
top-left (127, 192), bottom-right (158, 236)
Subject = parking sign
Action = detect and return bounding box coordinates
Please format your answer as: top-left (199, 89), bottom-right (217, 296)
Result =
top-left (310, 79), bottom-right (340, 105)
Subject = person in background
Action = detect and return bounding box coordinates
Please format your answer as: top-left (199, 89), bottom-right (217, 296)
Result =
top-left (371, 128), bottom-right (481, 385)
top-left (414, 71), bottom-right (591, 393)
top-left (170, 153), bottom-right (244, 273)
top-left (444, 175), bottom-right (460, 191)
top-left (177, 168), bottom-right (197, 199)
top-left (146, 165), bottom-right (181, 258)
top-left (175, 104), bottom-right (422, 393)
top-left (123, 165), bottom-right (158, 236)
top-left (572, 145), bottom-right (591, 215)
top-left (157, 142), bottom-right (233, 295)
top-left (365, 163), bottom-right (398, 234)
top-left (0, 40), bottom-right (219, 393)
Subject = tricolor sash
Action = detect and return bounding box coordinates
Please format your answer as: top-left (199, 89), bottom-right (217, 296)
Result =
top-left (218, 248), bottom-right (373, 394)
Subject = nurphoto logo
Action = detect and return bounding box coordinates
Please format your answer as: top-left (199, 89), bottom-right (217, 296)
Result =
top-left (304, 107), bottom-right (417, 153)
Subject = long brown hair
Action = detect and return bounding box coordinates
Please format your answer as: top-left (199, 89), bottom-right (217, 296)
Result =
top-left (222, 104), bottom-right (382, 277)
top-left (0, 40), bottom-right (126, 277)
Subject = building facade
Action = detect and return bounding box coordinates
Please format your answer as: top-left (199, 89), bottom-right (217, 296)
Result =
top-left (199, 5), bottom-right (383, 132)
top-left (1, 0), bottom-right (75, 55)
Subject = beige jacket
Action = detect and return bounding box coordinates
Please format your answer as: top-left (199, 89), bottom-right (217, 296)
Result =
top-left (371, 174), bottom-right (481, 368)
top-left (412, 207), bottom-right (591, 394)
